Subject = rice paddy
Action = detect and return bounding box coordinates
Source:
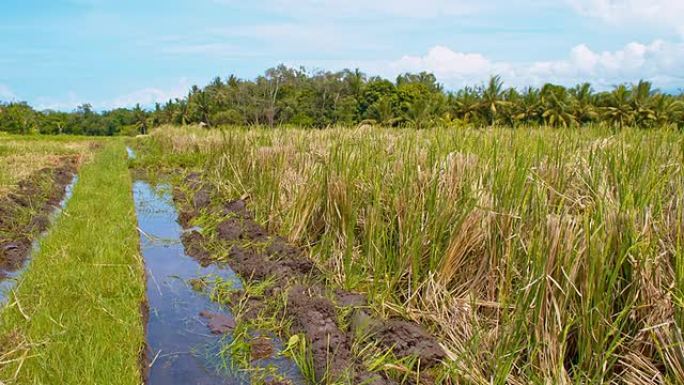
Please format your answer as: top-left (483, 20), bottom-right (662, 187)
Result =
top-left (136, 125), bottom-right (684, 384)
top-left (1, 126), bottom-right (683, 384)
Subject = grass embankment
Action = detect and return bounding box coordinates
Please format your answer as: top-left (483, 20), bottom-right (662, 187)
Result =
top-left (0, 141), bottom-right (145, 385)
top-left (137, 125), bottom-right (684, 384)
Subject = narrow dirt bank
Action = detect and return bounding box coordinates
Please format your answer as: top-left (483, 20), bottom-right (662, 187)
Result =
top-left (174, 173), bottom-right (445, 384)
top-left (0, 156), bottom-right (79, 279)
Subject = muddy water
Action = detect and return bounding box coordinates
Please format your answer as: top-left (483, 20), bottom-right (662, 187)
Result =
top-left (0, 175), bottom-right (78, 305)
top-left (134, 180), bottom-right (242, 384)
top-left (134, 179), bottom-right (304, 385)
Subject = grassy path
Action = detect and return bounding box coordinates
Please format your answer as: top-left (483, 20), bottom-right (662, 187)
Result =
top-left (0, 141), bottom-right (145, 385)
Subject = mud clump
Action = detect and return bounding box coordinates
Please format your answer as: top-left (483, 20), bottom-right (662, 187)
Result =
top-left (250, 336), bottom-right (274, 360)
top-left (266, 237), bottom-right (318, 276)
top-left (180, 231), bottom-right (212, 266)
top-left (192, 186), bottom-right (213, 211)
top-left (172, 173), bottom-right (211, 228)
top-left (287, 285), bottom-right (352, 382)
top-left (199, 311), bottom-right (236, 334)
top-left (228, 246), bottom-right (298, 282)
top-left (177, 209), bottom-right (195, 228)
top-left (217, 218), bottom-right (242, 241)
top-left (376, 320), bottom-right (446, 369)
top-left (222, 199), bottom-right (249, 217)
top-left (349, 309), bottom-right (445, 370)
top-left (335, 289), bottom-right (367, 308)
top-left (0, 239), bottom-right (32, 271)
top-left (217, 217), bottom-right (270, 245)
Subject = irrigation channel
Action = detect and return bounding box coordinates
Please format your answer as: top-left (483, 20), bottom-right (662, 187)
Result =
top-left (0, 175), bottom-right (78, 306)
top-left (130, 150), bottom-right (304, 384)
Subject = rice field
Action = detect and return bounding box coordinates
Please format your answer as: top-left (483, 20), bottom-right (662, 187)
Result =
top-left (137, 125), bottom-right (684, 384)
top-left (0, 135), bottom-right (92, 195)
top-left (0, 126), bottom-right (683, 384)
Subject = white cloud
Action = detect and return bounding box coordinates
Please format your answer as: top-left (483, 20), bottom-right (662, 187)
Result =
top-left (391, 46), bottom-right (505, 79)
top-left (103, 79), bottom-right (192, 109)
top-left (0, 84), bottom-right (16, 101)
top-left (568, 0), bottom-right (684, 36)
top-left (386, 40), bottom-right (684, 90)
top-left (34, 79), bottom-right (193, 111)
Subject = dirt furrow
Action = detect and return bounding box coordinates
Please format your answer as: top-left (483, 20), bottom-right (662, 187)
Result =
top-left (174, 173), bottom-right (445, 384)
top-left (0, 156), bottom-right (79, 279)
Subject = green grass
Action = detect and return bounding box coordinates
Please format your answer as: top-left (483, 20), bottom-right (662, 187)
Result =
top-left (134, 125), bottom-right (684, 384)
top-left (0, 141), bottom-right (145, 385)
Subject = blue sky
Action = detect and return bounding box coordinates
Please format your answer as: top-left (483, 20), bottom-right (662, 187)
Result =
top-left (1, 0), bottom-right (683, 110)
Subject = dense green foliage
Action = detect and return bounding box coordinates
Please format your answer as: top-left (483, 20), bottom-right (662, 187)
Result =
top-left (152, 69), bottom-right (684, 129)
top-left (0, 103), bottom-right (148, 136)
top-left (2, 66), bottom-right (684, 135)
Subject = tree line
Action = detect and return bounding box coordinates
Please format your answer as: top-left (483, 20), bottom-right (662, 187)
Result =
top-left (2, 65), bottom-right (683, 135)
top-left (0, 103), bottom-right (149, 136)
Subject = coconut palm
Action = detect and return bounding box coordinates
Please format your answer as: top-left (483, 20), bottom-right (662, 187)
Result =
top-left (631, 80), bottom-right (656, 127)
top-left (369, 96), bottom-right (398, 126)
top-left (542, 87), bottom-right (575, 128)
top-left (192, 90), bottom-right (212, 127)
top-left (133, 104), bottom-right (148, 135)
top-left (602, 85), bottom-right (635, 130)
top-left (480, 75), bottom-right (509, 126)
top-left (404, 95), bottom-right (436, 129)
top-left (514, 87), bottom-right (542, 126)
top-left (453, 87), bottom-right (481, 125)
top-left (174, 98), bottom-right (191, 125)
top-left (570, 83), bottom-right (598, 124)
top-left (651, 94), bottom-right (683, 127)
top-left (500, 88), bottom-right (521, 127)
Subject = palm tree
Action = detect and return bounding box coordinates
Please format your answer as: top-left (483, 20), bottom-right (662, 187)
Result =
top-left (480, 75), bottom-right (509, 126)
top-left (174, 98), bottom-right (191, 125)
top-left (133, 104), bottom-right (148, 135)
top-left (345, 68), bottom-right (366, 100)
top-left (369, 96), bottom-right (398, 126)
top-left (542, 88), bottom-right (575, 128)
top-left (651, 94), bottom-right (683, 127)
top-left (403, 96), bottom-right (435, 129)
top-left (453, 87), bottom-right (481, 125)
top-left (570, 83), bottom-right (598, 125)
top-left (631, 80), bottom-right (656, 127)
top-left (602, 85), bottom-right (635, 130)
top-left (501, 88), bottom-right (521, 127)
top-left (516, 87), bottom-right (542, 126)
top-left (192, 90), bottom-right (212, 127)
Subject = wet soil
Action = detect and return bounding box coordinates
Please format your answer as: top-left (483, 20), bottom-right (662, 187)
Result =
top-left (134, 180), bottom-right (242, 385)
top-left (0, 157), bottom-right (78, 279)
top-left (250, 336), bottom-right (274, 360)
top-left (200, 311), bottom-right (237, 334)
top-left (174, 173), bottom-right (446, 384)
top-left (287, 284), bottom-right (353, 381)
top-left (133, 178), bottom-right (303, 385)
